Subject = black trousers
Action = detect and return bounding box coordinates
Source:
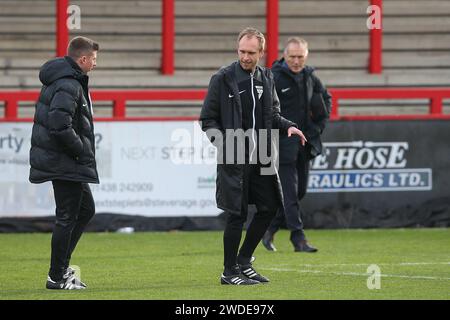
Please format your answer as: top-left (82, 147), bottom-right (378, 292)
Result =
top-left (223, 164), bottom-right (279, 270)
top-left (267, 145), bottom-right (310, 241)
top-left (49, 180), bottom-right (95, 281)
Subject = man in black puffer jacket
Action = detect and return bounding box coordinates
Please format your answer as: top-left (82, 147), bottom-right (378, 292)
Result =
top-left (29, 36), bottom-right (99, 290)
top-left (262, 37), bottom-right (331, 253)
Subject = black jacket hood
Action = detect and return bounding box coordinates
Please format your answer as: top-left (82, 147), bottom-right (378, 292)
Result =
top-left (271, 58), bottom-right (315, 77)
top-left (39, 56), bottom-right (85, 86)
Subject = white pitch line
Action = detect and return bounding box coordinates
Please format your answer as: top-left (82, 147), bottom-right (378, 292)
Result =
top-left (261, 267), bottom-right (450, 281)
top-left (273, 262), bottom-right (450, 268)
top-left (397, 262), bottom-right (450, 266)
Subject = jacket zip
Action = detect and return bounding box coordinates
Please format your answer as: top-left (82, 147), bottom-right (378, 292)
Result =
top-left (250, 72), bottom-right (257, 162)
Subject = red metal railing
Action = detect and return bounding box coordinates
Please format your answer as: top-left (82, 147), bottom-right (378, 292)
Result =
top-left (55, 0), bottom-right (178, 73)
top-left (161, 0), bottom-right (175, 75)
top-left (1, 88), bottom-right (449, 122)
top-left (331, 88), bottom-right (450, 120)
top-left (369, 0), bottom-right (383, 73)
top-left (1, 91), bottom-right (38, 120)
top-left (266, 0), bottom-right (279, 68)
top-left (93, 90), bottom-right (205, 119)
top-left (56, 0), bottom-right (69, 57)
top-left (55, 0), bottom-right (383, 73)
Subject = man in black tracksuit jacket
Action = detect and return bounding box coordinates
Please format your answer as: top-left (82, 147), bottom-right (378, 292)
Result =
top-left (200, 28), bottom-right (307, 285)
top-left (29, 37), bottom-right (99, 290)
top-left (262, 37), bottom-right (331, 253)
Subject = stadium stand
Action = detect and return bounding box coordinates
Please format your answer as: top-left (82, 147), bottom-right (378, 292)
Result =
top-left (1, 0), bottom-right (450, 117)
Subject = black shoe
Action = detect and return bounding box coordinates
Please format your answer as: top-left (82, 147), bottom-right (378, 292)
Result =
top-left (46, 273), bottom-right (85, 290)
top-left (239, 264), bottom-right (270, 283)
top-left (220, 273), bottom-right (260, 285)
top-left (294, 240), bottom-right (318, 253)
top-left (261, 231), bottom-right (277, 252)
top-left (64, 266), bottom-right (87, 288)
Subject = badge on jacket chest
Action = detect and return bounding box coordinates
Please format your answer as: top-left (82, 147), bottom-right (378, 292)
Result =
top-left (255, 85), bottom-right (263, 100)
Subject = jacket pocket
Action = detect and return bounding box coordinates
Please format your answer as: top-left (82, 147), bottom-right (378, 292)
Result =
top-left (278, 136), bottom-right (300, 164)
top-left (77, 136), bottom-right (94, 165)
top-left (310, 92), bottom-right (328, 121)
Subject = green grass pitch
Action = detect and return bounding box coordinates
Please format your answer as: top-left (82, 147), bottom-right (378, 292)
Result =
top-left (0, 228), bottom-right (448, 300)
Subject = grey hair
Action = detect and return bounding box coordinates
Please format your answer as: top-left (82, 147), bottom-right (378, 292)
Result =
top-left (283, 37), bottom-right (308, 55)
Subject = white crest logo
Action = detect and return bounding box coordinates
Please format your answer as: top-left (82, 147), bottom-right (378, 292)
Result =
top-left (255, 86), bottom-right (263, 100)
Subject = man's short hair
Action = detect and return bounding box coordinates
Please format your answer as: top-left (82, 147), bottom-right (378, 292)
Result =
top-left (68, 36), bottom-right (99, 59)
top-left (237, 27), bottom-right (266, 52)
top-left (284, 37), bottom-right (308, 54)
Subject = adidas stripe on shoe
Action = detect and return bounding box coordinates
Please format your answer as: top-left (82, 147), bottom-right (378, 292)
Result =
top-left (239, 264), bottom-right (270, 283)
top-left (220, 273), bottom-right (260, 285)
top-left (46, 273), bottom-right (85, 290)
top-left (64, 267), bottom-right (87, 288)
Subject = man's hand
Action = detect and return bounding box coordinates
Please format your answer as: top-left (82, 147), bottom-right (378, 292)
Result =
top-left (287, 126), bottom-right (307, 146)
